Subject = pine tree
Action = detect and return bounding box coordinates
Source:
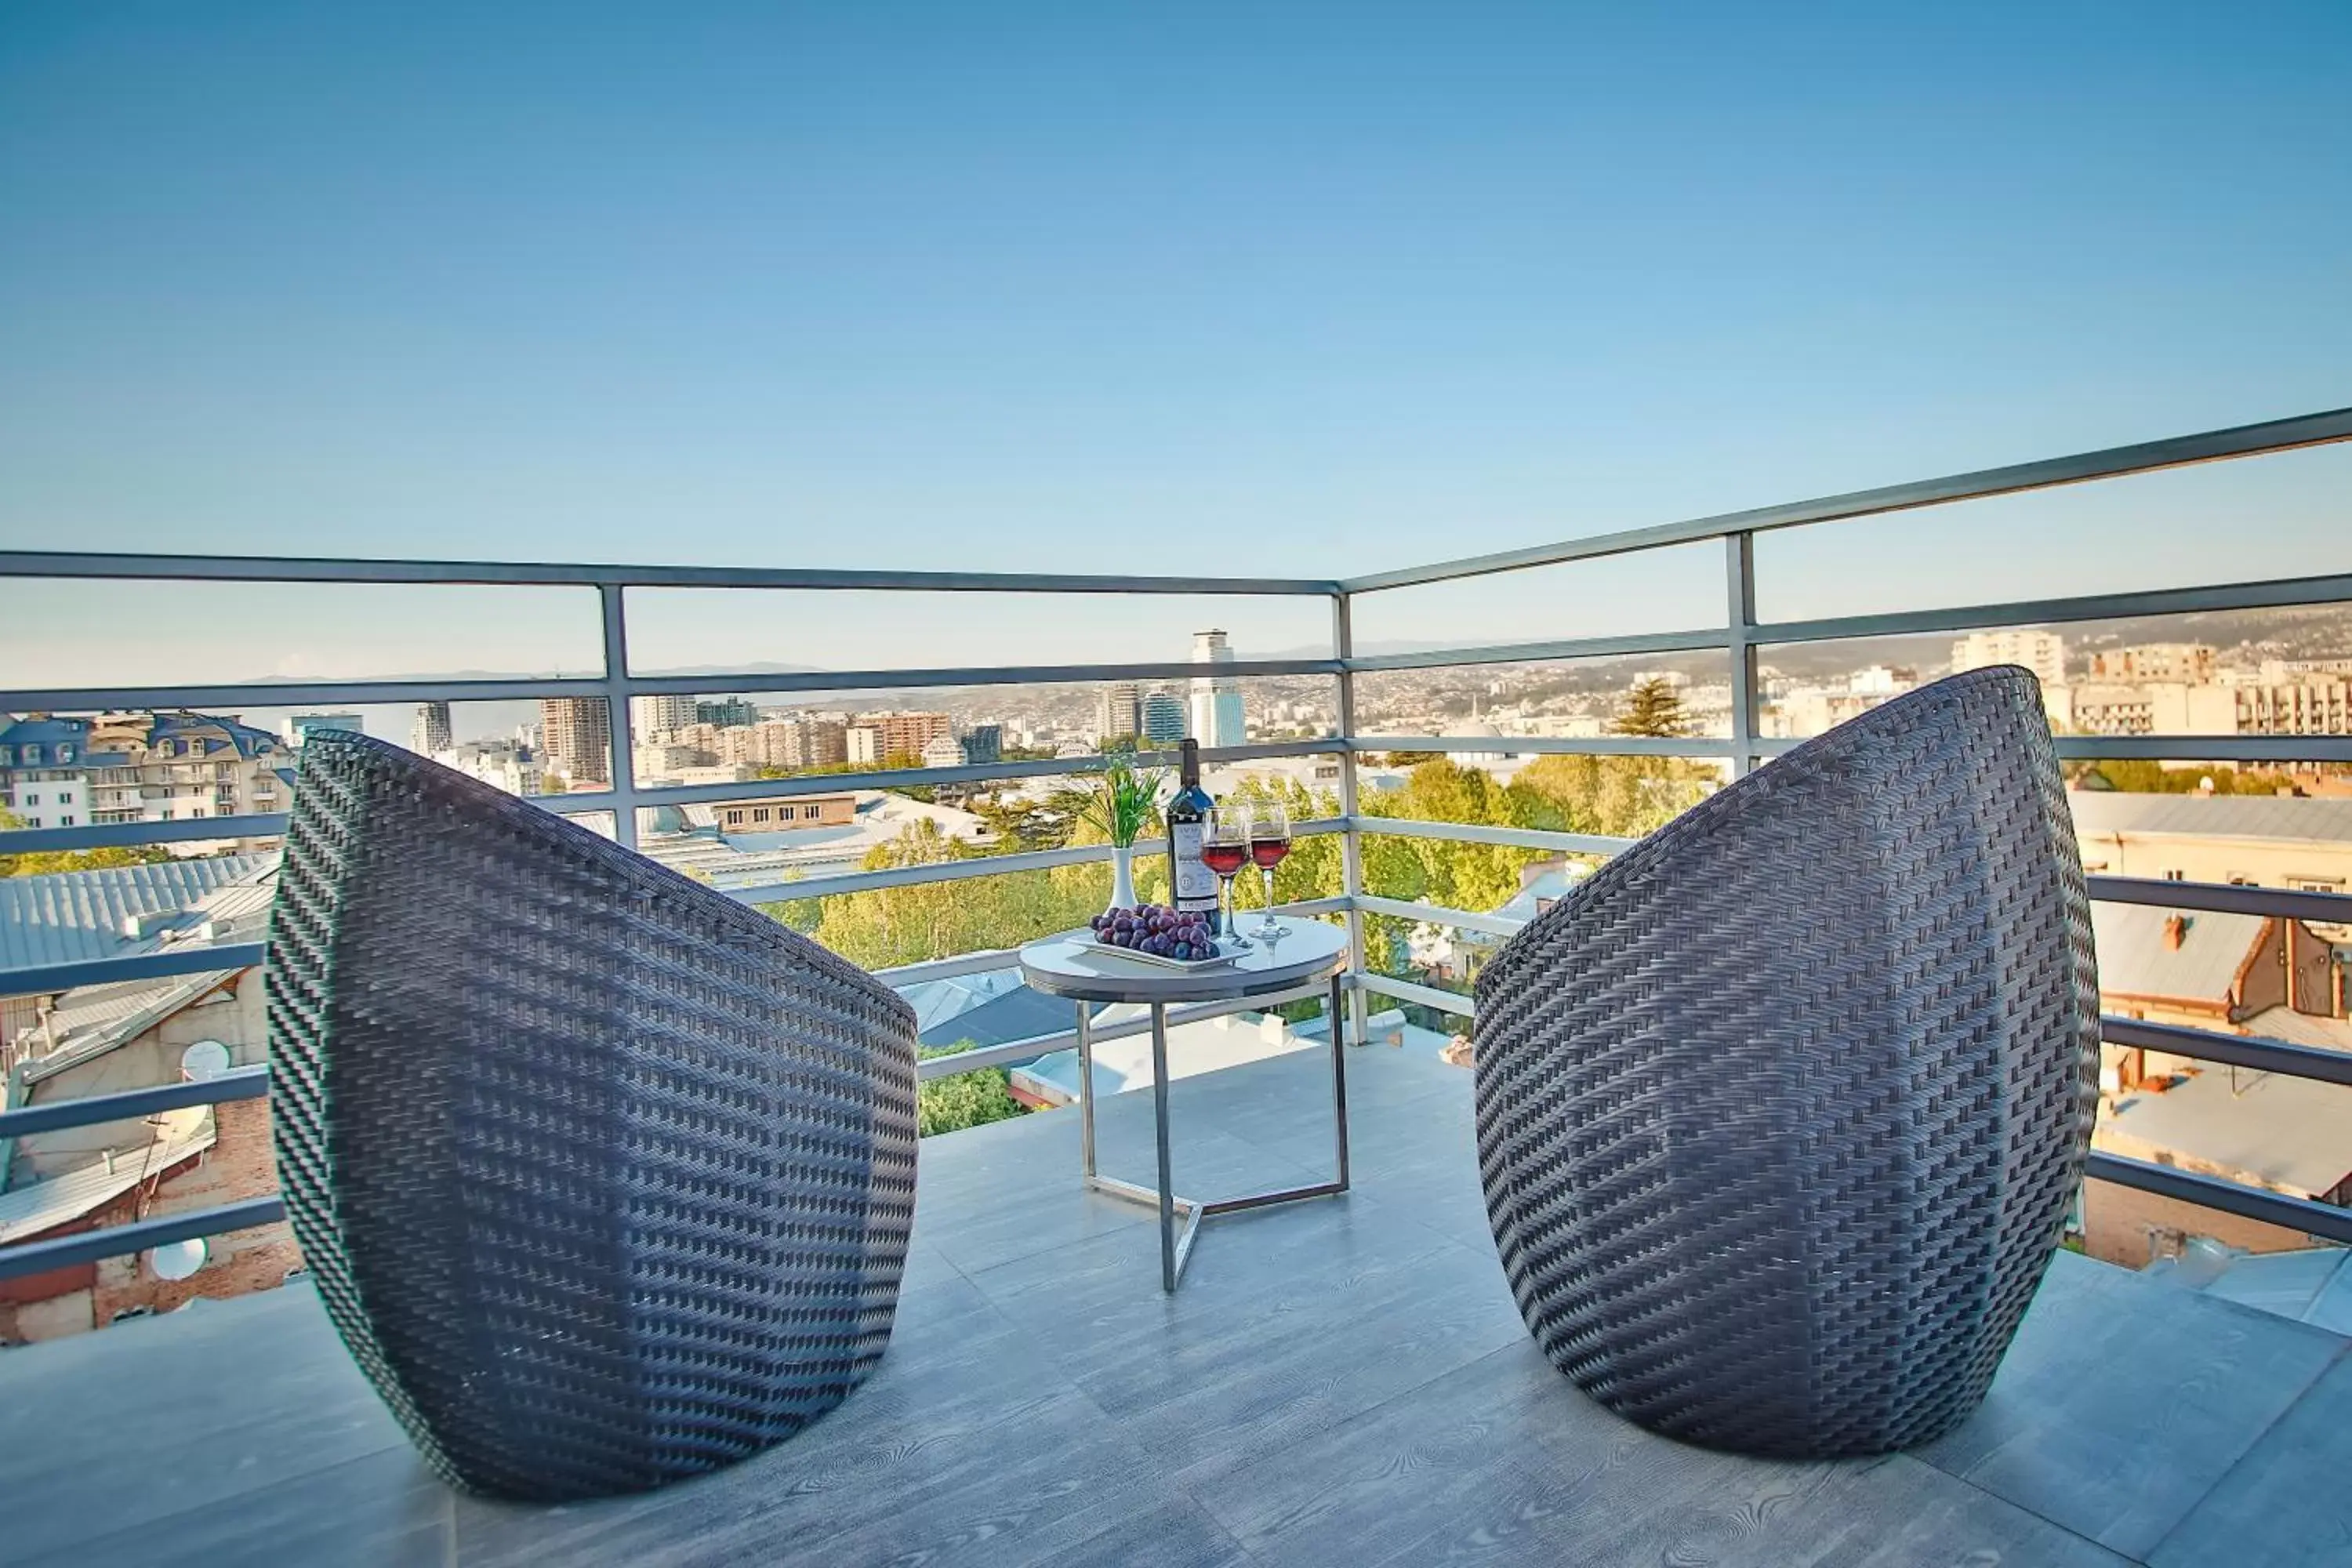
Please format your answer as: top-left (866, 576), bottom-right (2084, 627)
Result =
top-left (1608, 677), bottom-right (1692, 739)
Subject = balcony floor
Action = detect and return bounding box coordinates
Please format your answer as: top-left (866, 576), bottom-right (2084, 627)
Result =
top-left (4, 1042), bottom-right (2350, 1567)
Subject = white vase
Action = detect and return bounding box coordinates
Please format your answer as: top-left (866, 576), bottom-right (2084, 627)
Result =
top-left (1107, 844), bottom-right (1137, 911)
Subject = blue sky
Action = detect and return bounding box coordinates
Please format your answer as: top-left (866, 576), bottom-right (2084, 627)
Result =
top-left (2, 2), bottom-right (2348, 681)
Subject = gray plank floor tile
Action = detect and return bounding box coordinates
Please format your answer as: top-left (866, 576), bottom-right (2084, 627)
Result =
top-left (57, 1446), bottom-right (453, 1568)
top-left (5, 1047), bottom-right (2347, 1568)
top-left (1916, 1250), bottom-right (2346, 1558)
top-left (0, 1284), bottom-right (407, 1567)
top-left (2147, 1349), bottom-right (2352, 1568)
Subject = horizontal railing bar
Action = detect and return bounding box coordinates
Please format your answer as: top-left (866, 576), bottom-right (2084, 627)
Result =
top-left (1747, 734), bottom-right (2352, 764)
top-left (0, 550), bottom-right (1338, 597)
top-left (717, 818), bottom-right (1348, 906)
top-left (875, 898), bottom-right (1345, 994)
top-left (2082, 1151), bottom-right (2352, 1247)
top-left (0, 1196), bottom-right (289, 1283)
top-left (1348, 970), bottom-right (1476, 1018)
top-left (1352, 894), bottom-right (1527, 938)
top-left (1, 945), bottom-right (263, 997)
top-left (2088, 876), bottom-right (2352, 924)
top-left (622, 656), bottom-right (1341, 697)
top-left (635, 740), bottom-right (1341, 810)
top-left (2100, 1018), bottom-right (2352, 1088)
top-left (873, 948), bottom-right (1025, 987)
top-left (1350, 815), bottom-right (1639, 855)
top-left (0, 1065), bottom-right (269, 1139)
top-left (0, 813), bottom-right (290, 855)
top-left (0, 746), bottom-right (1342, 855)
top-left (0, 674), bottom-right (613, 713)
top-left (0, 657), bottom-right (1341, 717)
top-left (2053, 735), bottom-right (2352, 764)
top-left (916, 980), bottom-right (1330, 1080)
top-left (1342, 406), bottom-right (2352, 593)
top-left (1351, 733), bottom-right (1737, 758)
top-left (1751, 572), bottom-right (2352, 648)
top-left (1344, 628), bottom-right (1730, 672)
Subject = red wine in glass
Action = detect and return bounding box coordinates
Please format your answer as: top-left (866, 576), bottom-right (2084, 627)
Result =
top-left (1248, 805), bottom-right (1291, 938)
top-left (1200, 841), bottom-right (1249, 877)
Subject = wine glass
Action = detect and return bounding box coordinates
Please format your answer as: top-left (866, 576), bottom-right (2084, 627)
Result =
top-left (1248, 801), bottom-right (1291, 940)
top-left (1201, 804), bottom-right (1254, 949)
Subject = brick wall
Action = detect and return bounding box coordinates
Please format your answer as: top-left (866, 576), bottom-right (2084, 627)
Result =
top-left (0, 1096), bottom-right (299, 1341)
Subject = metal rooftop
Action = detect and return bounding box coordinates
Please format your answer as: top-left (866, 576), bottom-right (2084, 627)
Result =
top-left (1, 1047), bottom-right (2344, 1568)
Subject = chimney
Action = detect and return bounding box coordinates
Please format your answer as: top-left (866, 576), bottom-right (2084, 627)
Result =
top-left (2162, 914), bottom-right (2187, 951)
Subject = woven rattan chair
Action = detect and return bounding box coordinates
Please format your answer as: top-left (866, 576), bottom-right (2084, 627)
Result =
top-left (1473, 666), bottom-right (2097, 1459)
top-left (264, 732), bottom-right (920, 1501)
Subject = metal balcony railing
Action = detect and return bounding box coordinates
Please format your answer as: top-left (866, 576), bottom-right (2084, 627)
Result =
top-left (5, 403), bottom-right (2352, 1283)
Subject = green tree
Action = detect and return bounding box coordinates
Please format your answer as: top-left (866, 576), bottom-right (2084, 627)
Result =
top-left (0, 807), bottom-right (174, 878)
top-left (1609, 677), bottom-right (1692, 739)
top-left (916, 1043), bottom-right (1029, 1136)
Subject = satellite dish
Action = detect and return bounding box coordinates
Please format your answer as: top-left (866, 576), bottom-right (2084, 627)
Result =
top-left (180, 1040), bottom-right (232, 1080)
top-left (150, 1238), bottom-right (208, 1280)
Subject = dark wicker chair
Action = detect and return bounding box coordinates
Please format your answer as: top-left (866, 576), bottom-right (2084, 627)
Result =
top-left (1473, 666), bottom-right (2098, 1459)
top-left (264, 732), bottom-right (919, 1501)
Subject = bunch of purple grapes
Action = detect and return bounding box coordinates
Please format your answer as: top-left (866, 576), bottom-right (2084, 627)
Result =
top-left (1089, 904), bottom-right (1219, 961)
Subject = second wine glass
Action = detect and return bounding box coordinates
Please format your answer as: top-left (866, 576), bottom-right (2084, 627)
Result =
top-left (1201, 804), bottom-right (1254, 949)
top-left (1248, 802), bottom-right (1291, 940)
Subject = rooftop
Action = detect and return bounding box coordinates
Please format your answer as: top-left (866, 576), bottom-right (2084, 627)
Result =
top-left (0, 853), bottom-right (273, 971)
top-left (2069, 790), bottom-right (2352, 845)
top-left (2, 1046), bottom-right (2345, 1567)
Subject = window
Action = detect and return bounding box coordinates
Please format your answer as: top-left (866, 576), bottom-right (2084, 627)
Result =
top-left (190, 808), bottom-right (206, 818)
top-left (2161, 869), bottom-right (2186, 881)
top-left (0, 747), bottom-right (11, 765)
top-left (20, 745), bottom-right (38, 765)
top-left (162, 809), bottom-right (174, 820)
top-left (60, 815), bottom-right (74, 826)
top-left (753, 807), bottom-right (771, 823)
top-left (2288, 875), bottom-right (2347, 894)
top-left (58, 746), bottom-right (74, 763)
top-left (20, 794), bottom-right (34, 806)
top-left (2227, 874), bottom-right (2252, 886)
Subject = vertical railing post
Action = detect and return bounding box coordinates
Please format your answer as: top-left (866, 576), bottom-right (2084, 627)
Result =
top-left (1333, 589), bottom-right (1367, 1047)
top-left (599, 583), bottom-right (641, 848)
top-left (1725, 532), bottom-right (1757, 779)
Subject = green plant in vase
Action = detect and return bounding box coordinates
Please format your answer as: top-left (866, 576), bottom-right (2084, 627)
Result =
top-left (1082, 749), bottom-right (1168, 912)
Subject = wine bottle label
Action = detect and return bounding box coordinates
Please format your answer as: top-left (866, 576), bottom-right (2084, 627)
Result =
top-left (1170, 822), bottom-right (1217, 905)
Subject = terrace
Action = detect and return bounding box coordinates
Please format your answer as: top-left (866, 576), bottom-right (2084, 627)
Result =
top-left (5, 407), bottom-right (2352, 1565)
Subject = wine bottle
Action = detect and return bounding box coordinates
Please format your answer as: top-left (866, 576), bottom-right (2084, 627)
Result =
top-left (1165, 738), bottom-right (1220, 931)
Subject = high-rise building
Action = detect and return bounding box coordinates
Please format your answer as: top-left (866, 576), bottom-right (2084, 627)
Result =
top-left (539, 698), bottom-right (612, 785)
top-left (1189, 630), bottom-right (1247, 749)
top-left (845, 711), bottom-right (953, 765)
top-left (1142, 689), bottom-right (1187, 745)
top-left (963, 724), bottom-right (1004, 764)
top-left (629, 694), bottom-right (698, 741)
top-left (1096, 683), bottom-right (1142, 744)
top-left (921, 734), bottom-right (967, 770)
top-left (1951, 630), bottom-right (2066, 689)
top-left (412, 701), bottom-right (453, 755)
top-left (695, 697), bottom-right (758, 730)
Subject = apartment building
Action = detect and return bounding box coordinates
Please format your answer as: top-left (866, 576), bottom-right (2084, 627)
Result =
top-left (2088, 643), bottom-right (2220, 684)
top-left (1951, 629), bottom-right (2067, 688)
top-left (1096, 683), bottom-right (1142, 743)
top-left (0, 713), bottom-right (292, 832)
top-left (538, 698), bottom-right (612, 786)
top-left (410, 701), bottom-right (452, 755)
top-left (846, 711), bottom-right (952, 765)
top-left (629, 694), bottom-right (698, 741)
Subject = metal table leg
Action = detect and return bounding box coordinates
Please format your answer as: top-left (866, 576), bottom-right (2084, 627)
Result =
top-left (1076, 974), bottom-right (1353, 1293)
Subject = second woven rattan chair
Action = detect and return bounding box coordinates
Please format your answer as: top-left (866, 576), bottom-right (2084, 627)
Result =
top-left (265, 731), bottom-right (920, 1501)
top-left (1473, 666), bottom-right (2098, 1459)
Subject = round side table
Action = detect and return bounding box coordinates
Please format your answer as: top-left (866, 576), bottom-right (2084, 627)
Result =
top-left (1018, 916), bottom-right (1352, 1291)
